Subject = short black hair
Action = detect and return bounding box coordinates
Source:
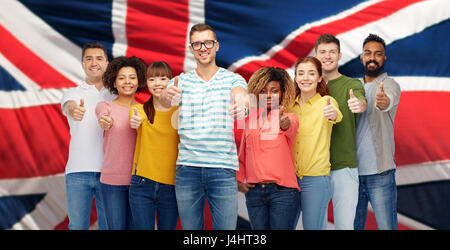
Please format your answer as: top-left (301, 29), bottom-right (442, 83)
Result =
top-left (315, 34), bottom-right (340, 52)
top-left (102, 56), bottom-right (147, 95)
top-left (363, 34), bottom-right (386, 50)
top-left (82, 41), bottom-right (108, 60)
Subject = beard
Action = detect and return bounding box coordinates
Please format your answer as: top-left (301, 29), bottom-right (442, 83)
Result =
top-left (364, 60), bottom-right (384, 77)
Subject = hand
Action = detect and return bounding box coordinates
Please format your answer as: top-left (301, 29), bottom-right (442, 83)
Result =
top-left (323, 97), bottom-right (338, 121)
top-left (69, 98), bottom-right (86, 121)
top-left (166, 76), bottom-right (181, 107)
top-left (279, 106), bottom-right (291, 131)
top-left (347, 89), bottom-right (366, 113)
top-left (130, 107), bottom-right (142, 129)
top-left (228, 93), bottom-right (248, 120)
top-left (99, 107), bottom-right (114, 130)
top-left (238, 181), bottom-right (255, 194)
top-left (376, 82), bottom-right (390, 110)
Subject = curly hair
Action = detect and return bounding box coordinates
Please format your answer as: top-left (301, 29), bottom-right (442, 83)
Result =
top-left (293, 56), bottom-right (329, 98)
top-left (102, 56), bottom-right (147, 95)
top-left (247, 67), bottom-right (296, 109)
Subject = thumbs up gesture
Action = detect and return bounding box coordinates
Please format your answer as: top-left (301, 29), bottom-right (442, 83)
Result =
top-left (279, 106), bottom-right (291, 131)
top-left (130, 107), bottom-right (142, 129)
top-left (166, 76), bottom-right (181, 107)
top-left (228, 92), bottom-right (249, 120)
top-left (99, 107), bottom-right (114, 130)
top-left (69, 98), bottom-right (86, 121)
top-left (347, 89), bottom-right (366, 113)
top-left (323, 97), bottom-right (338, 121)
top-left (375, 82), bottom-right (389, 110)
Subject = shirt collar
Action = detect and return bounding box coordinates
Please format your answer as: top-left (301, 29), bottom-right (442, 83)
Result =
top-left (294, 92), bottom-right (321, 105)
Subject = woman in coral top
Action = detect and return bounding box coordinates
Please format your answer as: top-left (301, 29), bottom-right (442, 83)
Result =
top-left (237, 67), bottom-right (299, 230)
top-left (95, 56), bottom-right (147, 229)
top-left (128, 61), bottom-right (180, 230)
top-left (289, 56), bottom-right (342, 230)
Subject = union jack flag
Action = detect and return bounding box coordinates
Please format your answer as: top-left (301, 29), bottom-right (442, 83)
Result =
top-left (1, 0), bottom-right (449, 230)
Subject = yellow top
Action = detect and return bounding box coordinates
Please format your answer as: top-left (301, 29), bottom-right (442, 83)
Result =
top-left (288, 93), bottom-right (342, 178)
top-left (130, 104), bottom-right (179, 185)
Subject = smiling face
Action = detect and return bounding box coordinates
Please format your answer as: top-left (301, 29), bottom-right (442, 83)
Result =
top-left (314, 42), bottom-right (342, 74)
top-left (361, 41), bottom-right (386, 77)
top-left (114, 66), bottom-right (139, 96)
top-left (147, 75), bottom-right (170, 98)
top-left (82, 48), bottom-right (108, 82)
top-left (295, 61), bottom-right (322, 95)
top-left (189, 30), bottom-right (219, 66)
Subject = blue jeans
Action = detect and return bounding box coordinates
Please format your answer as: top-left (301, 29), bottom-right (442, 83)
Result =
top-left (245, 183), bottom-right (299, 230)
top-left (100, 183), bottom-right (132, 230)
top-left (330, 167), bottom-right (359, 230)
top-left (294, 176), bottom-right (331, 230)
top-left (354, 169), bottom-right (397, 230)
top-left (175, 165), bottom-right (238, 230)
top-left (65, 172), bottom-right (107, 230)
top-left (129, 175), bottom-right (179, 230)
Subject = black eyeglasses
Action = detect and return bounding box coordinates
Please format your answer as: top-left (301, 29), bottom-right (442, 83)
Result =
top-left (190, 40), bottom-right (217, 51)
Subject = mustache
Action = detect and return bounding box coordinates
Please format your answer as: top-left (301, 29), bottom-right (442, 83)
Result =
top-left (365, 60), bottom-right (380, 67)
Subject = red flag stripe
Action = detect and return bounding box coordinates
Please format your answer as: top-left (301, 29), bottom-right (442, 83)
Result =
top-left (234, 0), bottom-right (424, 80)
top-left (394, 91), bottom-right (450, 166)
top-left (125, 0), bottom-right (190, 76)
top-left (0, 104), bottom-right (69, 179)
top-left (0, 25), bottom-right (77, 89)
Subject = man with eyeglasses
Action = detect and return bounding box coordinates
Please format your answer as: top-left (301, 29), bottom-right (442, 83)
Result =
top-left (163, 23), bottom-right (248, 230)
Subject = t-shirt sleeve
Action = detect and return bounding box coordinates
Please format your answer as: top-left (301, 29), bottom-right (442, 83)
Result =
top-left (60, 88), bottom-right (80, 116)
top-left (95, 101), bottom-right (110, 120)
top-left (351, 79), bottom-right (367, 103)
top-left (231, 73), bottom-right (248, 90)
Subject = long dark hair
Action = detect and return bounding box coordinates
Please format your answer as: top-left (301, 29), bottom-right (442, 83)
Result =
top-left (144, 61), bottom-right (173, 124)
top-left (293, 56), bottom-right (329, 97)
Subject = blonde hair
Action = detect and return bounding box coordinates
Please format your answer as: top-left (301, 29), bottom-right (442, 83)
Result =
top-left (247, 67), bottom-right (296, 108)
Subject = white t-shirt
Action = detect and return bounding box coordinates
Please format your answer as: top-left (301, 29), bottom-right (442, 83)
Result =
top-left (61, 82), bottom-right (116, 174)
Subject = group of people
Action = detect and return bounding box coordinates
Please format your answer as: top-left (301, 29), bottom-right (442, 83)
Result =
top-left (61, 23), bottom-right (401, 230)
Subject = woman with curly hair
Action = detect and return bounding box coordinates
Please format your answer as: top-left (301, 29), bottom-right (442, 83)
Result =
top-left (289, 56), bottom-right (342, 230)
top-left (95, 56), bottom-right (146, 229)
top-left (236, 67), bottom-right (300, 230)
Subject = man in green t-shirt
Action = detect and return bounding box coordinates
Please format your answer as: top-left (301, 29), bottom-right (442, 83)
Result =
top-left (314, 34), bottom-right (367, 230)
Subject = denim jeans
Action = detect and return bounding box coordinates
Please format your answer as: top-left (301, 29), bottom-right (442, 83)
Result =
top-left (294, 175), bottom-right (331, 230)
top-left (330, 167), bottom-right (359, 230)
top-left (175, 165), bottom-right (238, 230)
top-left (245, 183), bottom-right (299, 230)
top-left (100, 182), bottom-right (132, 230)
top-left (129, 175), bottom-right (179, 230)
top-left (354, 169), bottom-right (397, 230)
top-left (65, 172), bottom-right (107, 230)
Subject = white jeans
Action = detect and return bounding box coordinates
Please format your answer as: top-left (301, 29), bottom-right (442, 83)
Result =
top-left (330, 167), bottom-right (359, 230)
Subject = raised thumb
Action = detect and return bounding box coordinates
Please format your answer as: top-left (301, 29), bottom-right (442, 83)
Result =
top-left (80, 98), bottom-right (85, 107)
top-left (349, 89), bottom-right (355, 99)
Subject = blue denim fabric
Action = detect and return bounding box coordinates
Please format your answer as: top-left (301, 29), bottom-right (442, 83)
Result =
top-left (100, 182), bottom-right (132, 230)
top-left (294, 175), bottom-right (331, 230)
top-left (330, 167), bottom-right (359, 230)
top-left (129, 175), bottom-right (179, 230)
top-left (245, 183), bottom-right (299, 230)
top-left (354, 169), bottom-right (398, 230)
top-left (175, 165), bottom-right (238, 230)
top-left (65, 172), bottom-right (107, 230)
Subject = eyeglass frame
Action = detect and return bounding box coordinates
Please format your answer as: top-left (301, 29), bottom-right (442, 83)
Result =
top-left (190, 40), bottom-right (218, 51)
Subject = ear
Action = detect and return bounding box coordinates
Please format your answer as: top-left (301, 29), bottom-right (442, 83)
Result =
top-left (215, 41), bottom-right (220, 52)
top-left (338, 51), bottom-right (342, 61)
top-left (360, 54), bottom-right (364, 63)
